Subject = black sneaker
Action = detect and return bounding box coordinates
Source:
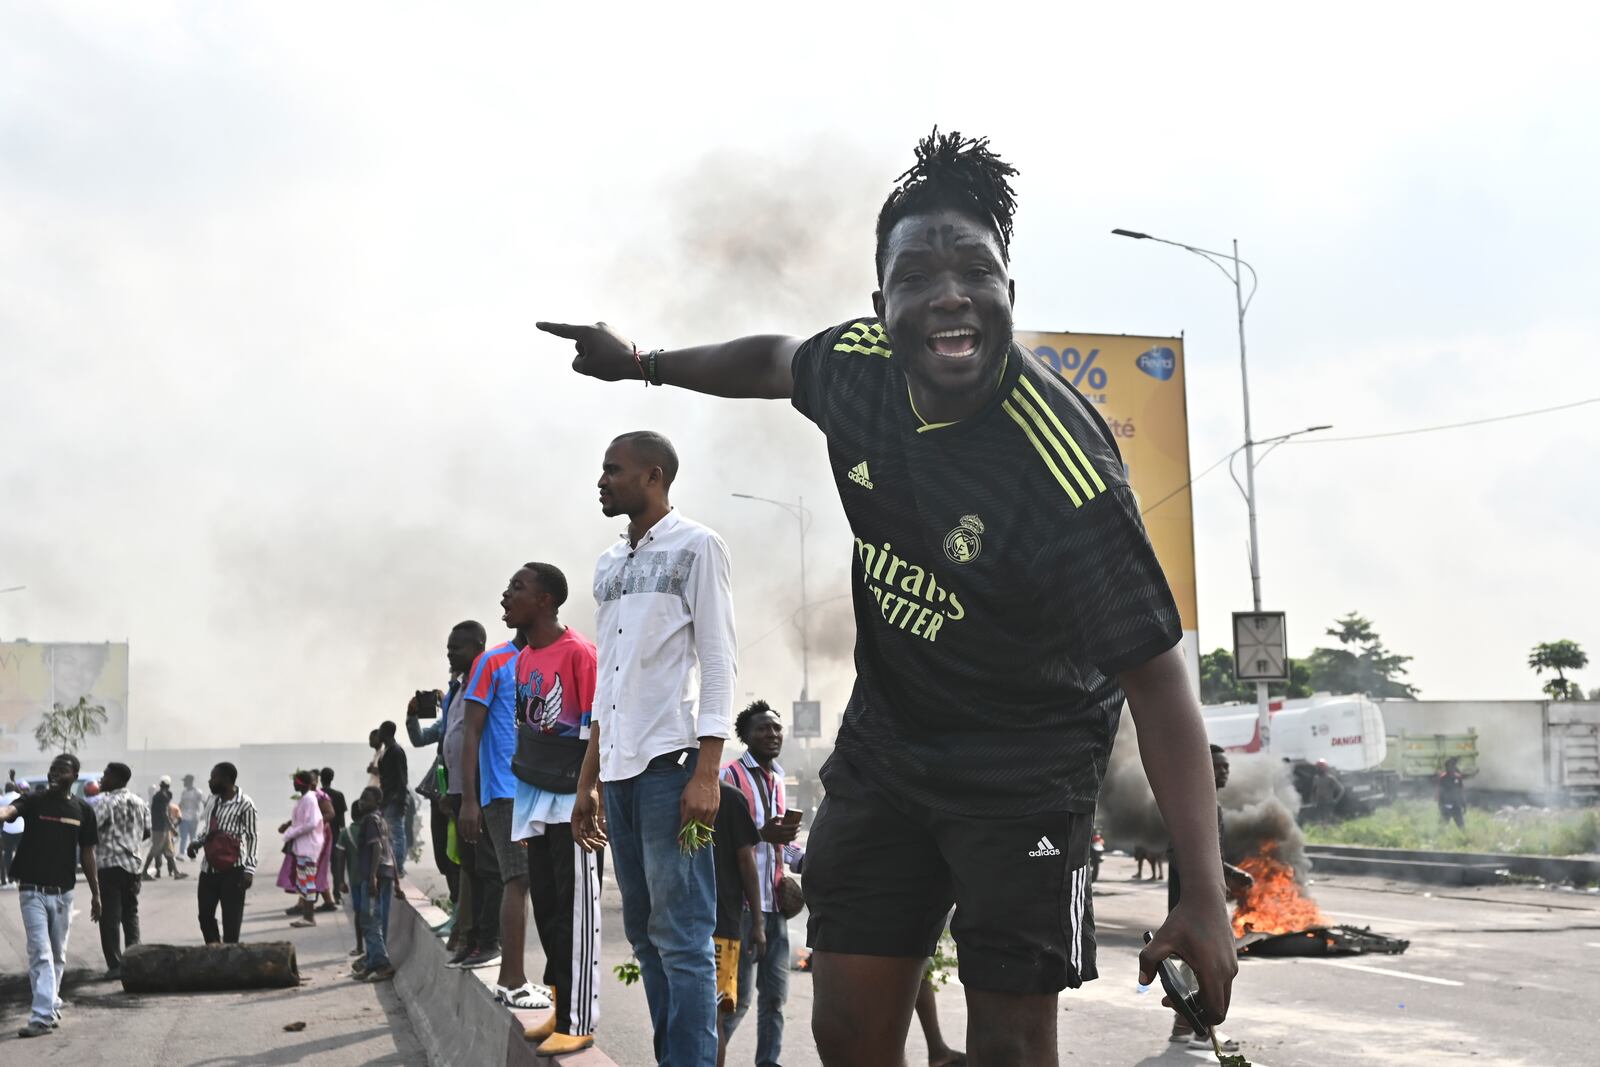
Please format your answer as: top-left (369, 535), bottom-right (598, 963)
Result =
top-left (461, 945), bottom-right (502, 970)
top-left (105, 967), bottom-right (122, 982)
top-left (445, 943), bottom-right (477, 968)
top-left (18, 1021), bottom-right (52, 1038)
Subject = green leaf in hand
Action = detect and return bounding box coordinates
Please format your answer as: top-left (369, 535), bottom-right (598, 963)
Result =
top-left (678, 819), bottom-right (715, 855)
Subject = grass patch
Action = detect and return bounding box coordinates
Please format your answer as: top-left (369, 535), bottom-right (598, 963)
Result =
top-left (1306, 800), bottom-right (1600, 856)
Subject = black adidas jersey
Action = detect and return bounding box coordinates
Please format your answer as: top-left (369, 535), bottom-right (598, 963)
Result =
top-left (792, 318), bottom-right (1181, 816)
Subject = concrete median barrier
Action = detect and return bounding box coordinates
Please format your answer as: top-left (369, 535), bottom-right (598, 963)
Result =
top-left (389, 879), bottom-right (618, 1067)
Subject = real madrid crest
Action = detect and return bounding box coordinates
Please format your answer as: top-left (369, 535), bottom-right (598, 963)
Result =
top-left (943, 514), bottom-right (984, 565)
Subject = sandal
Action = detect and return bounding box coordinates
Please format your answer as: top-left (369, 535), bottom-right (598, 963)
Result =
top-left (495, 982), bottom-right (552, 1010)
top-left (290, 919), bottom-right (316, 928)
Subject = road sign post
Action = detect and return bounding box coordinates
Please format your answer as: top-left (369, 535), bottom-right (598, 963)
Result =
top-left (1233, 611), bottom-right (1289, 750)
top-left (792, 700), bottom-right (821, 741)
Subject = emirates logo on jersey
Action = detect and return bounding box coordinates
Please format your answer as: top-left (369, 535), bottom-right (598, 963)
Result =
top-left (943, 515), bottom-right (985, 565)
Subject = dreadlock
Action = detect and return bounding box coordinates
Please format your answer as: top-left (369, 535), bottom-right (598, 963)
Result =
top-left (875, 128), bottom-right (1020, 283)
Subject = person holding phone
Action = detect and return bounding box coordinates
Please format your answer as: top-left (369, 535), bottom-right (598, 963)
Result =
top-left (720, 701), bottom-right (803, 1067)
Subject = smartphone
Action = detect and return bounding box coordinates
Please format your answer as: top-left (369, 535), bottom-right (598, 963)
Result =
top-left (781, 808), bottom-right (804, 826)
top-left (413, 689), bottom-right (440, 719)
top-left (1142, 931), bottom-right (1210, 1040)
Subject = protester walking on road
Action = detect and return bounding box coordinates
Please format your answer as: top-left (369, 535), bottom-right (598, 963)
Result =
top-left (0, 753), bottom-right (101, 1038)
top-left (0, 778), bottom-right (22, 885)
top-left (570, 431), bottom-right (738, 1067)
top-left (1437, 757), bottom-right (1467, 829)
top-left (92, 762), bottom-right (148, 979)
top-left (189, 762), bottom-right (258, 944)
top-left (720, 701), bottom-right (802, 1067)
top-left (351, 785), bottom-right (398, 983)
top-left (177, 774), bottom-right (204, 858)
top-left (142, 775), bottom-right (182, 880)
top-left (461, 568), bottom-right (552, 1012)
top-left (281, 770), bottom-right (326, 928)
top-left (509, 563), bottom-right (602, 1056)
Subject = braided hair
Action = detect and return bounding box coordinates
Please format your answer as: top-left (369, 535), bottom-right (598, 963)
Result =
top-left (875, 128), bottom-right (1020, 283)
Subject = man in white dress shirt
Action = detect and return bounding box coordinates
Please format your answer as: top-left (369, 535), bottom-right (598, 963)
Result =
top-left (573, 430), bottom-right (737, 1067)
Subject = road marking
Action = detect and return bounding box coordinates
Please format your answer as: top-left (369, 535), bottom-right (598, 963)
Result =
top-left (1586, 942), bottom-right (1600, 949)
top-left (1304, 958), bottom-right (1464, 986)
top-left (1096, 920), bottom-right (1128, 930)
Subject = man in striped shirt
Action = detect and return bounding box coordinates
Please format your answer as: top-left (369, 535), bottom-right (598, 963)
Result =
top-left (720, 701), bottom-right (801, 1067)
top-left (92, 762), bottom-right (148, 978)
top-left (538, 130), bottom-right (1237, 1066)
top-left (187, 762), bottom-right (259, 945)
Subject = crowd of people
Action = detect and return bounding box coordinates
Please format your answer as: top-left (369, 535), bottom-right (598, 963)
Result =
top-left (3, 131), bottom-right (1251, 1064)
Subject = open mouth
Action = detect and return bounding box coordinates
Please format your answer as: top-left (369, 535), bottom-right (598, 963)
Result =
top-left (927, 327), bottom-right (980, 360)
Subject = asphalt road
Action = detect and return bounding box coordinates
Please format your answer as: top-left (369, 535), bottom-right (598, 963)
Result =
top-left (415, 851), bottom-right (1600, 1066)
top-left (0, 864), bottom-right (426, 1064)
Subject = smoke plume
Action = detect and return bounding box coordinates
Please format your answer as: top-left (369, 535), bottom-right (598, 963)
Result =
top-left (1099, 712), bottom-right (1312, 877)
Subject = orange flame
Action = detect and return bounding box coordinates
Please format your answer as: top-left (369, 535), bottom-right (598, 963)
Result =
top-left (1231, 842), bottom-right (1327, 938)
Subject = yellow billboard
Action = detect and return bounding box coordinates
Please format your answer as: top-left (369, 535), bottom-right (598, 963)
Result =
top-left (1015, 333), bottom-right (1198, 681)
top-left (0, 642), bottom-right (130, 757)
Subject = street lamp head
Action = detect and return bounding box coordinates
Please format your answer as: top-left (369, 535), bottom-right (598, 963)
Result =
top-left (1110, 228), bottom-right (1150, 239)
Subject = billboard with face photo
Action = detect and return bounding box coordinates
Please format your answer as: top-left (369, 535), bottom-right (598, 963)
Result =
top-left (0, 642), bottom-right (130, 756)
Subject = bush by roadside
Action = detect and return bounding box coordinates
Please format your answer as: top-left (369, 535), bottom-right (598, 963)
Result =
top-left (1306, 800), bottom-right (1600, 856)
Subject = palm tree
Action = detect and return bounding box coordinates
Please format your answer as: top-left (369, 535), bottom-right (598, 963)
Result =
top-left (33, 696), bottom-right (108, 755)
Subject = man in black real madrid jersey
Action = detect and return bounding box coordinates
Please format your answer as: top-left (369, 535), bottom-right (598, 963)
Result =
top-left (539, 130), bottom-right (1235, 1067)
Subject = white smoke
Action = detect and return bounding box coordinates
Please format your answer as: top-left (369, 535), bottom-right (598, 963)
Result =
top-left (1099, 711), bottom-right (1312, 876)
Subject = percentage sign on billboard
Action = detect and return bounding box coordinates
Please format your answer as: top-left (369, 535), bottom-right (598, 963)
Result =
top-left (1061, 348), bottom-right (1108, 390)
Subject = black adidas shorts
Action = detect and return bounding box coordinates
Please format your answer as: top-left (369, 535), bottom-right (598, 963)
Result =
top-left (803, 753), bottom-right (1097, 994)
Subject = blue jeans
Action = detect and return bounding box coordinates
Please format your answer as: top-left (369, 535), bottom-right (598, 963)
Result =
top-left (722, 909), bottom-right (790, 1066)
top-left (386, 807), bottom-right (407, 876)
top-left (364, 877), bottom-right (394, 968)
top-left (605, 752), bottom-right (718, 1067)
top-left (178, 817), bottom-right (198, 856)
top-left (20, 889), bottom-right (72, 1025)
top-left (350, 880), bottom-right (367, 949)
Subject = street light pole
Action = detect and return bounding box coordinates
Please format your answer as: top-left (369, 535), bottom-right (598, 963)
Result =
top-left (1113, 228), bottom-right (1274, 746)
top-left (731, 493), bottom-right (811, 702)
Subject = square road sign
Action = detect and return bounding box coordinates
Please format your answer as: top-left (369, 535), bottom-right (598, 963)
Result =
top-left (1233, 611), bottom-right (1289, 682)
top-left (792, 700), bottom-right (821, 739)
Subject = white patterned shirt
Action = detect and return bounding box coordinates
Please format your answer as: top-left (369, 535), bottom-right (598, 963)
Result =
top-left (94, 787), bottom-right (150, 874)
top-left (593, 510), bottom-right (737, 782)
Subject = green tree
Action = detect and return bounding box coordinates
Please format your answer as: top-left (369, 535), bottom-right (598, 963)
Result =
top-left (33, 695), bottom-right (108, 756)
top-left (1200, 648), bottom-right (1255, 704)
top-left (1529, 640), bottom-right (1588, 701)
top-left (1200, 648), bottom-right (1313, 704)
top-left (1304, 612), bottom-right (1419, 698)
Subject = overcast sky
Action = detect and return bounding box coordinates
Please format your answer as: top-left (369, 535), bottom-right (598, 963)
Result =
top-left (3, 2), bottom-right (1597, 748)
